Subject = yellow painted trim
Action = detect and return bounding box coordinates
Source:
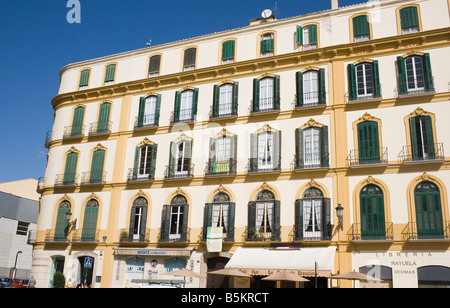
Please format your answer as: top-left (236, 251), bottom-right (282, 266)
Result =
top-left (137, 137), bottom-right (156, 148)
top-left (249, 182), bottom-right (281, 201)
top-left (403, 107), bottom-right (438, 158)
top-left (352, 58), bottom-right (374, 65)
top-left (217, 79), bottom-right (236, 86)
top-left (218, 38), bottom-right (237, 65)
top-left (212, 128), bottom-right (235, 139)
top-left (351, 113), bottom-right (383, 155)
top-left (401, 50), bottom-right (425, 58)
top-left (300, 66), bottom-right (321, 73)
top-left (256, 72), bottom-right (277, 80)
top-left (406, 173), bottom-right (449, 224)
top-left (299, 22), bottom-right (320, 51)
top-left (395, 4), bottom-right (423, 35)
top-left (295, 179), bottom-right (330, 200)
top-left (257, 30), bottom-right (277, 58)
top-left (299, 118), bottom-right (325, 130)
top-left (349, 12), bottom-right (373, 43)
top-left (255, 123), bottom-right (278, 134)
top-left (206, 185), bottom-right (236, 203)
top-left (352, 176), bottom-right (392, 226)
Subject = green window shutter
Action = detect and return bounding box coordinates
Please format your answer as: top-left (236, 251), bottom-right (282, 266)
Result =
top-left (137, 97), bottom-right (146, 128)
top-left (192, 88), bottom-right (199, 121)
top-left (294, 199), bottom-right (304, 241)
top-left (319, 68), bottom-right (326, 104)
top-left (261, 39), bottom-right (274, 53)
top-left (353, 15), bottom-right (370, 38)
top-left (360, 191), bottom-right (385, 239)
top-left (63, 152), bottom-right (78, 185)
top-left (274, 75), bottom-right (281, 110)
top-left (295, 128), bottom-right (304, 168)
top-left (55, 204), bottom-right (70, 240)
top-left (400, 7), bottom-right (419, 29)
top-left (423, 116), bottom-right (435, 159)
top-left (397, 56), bottom-right (407, 95)
top-left (160, 205), bottom-right (171, 242)
top-left (128, 205), bottom-right (136, 241)
top-left (357, 121), bottom-right (380, 164)
top-left (79, 69), bottom-right (90, 87)
top-left (232, 82), bottom-right (239, 115)
top-left (321, 126), bottom-right (329, 167)
top-left (227, 202), bottom-right (236, 241)
top-left (222, 41), bottom-right (235, 61)
top-left (104, 64), bottom-right (116, 83)
top-left (347, 64), bottom-right (357, 101)
top-left (139, 206), bottom-right (148, 241)
top-left (423, 53), bottom-right (434, 91)
top-left (409, 117), bottom-right (419, 160)
top-left (180, 204), bottom-right (189, 242)
top-left (97, 103), bottom-right (111, 132)
top-left (202, 203), bottom-right (213, 241)
top-left (296, 26), bottom-right (303, 45)
top-left (174, 91), bottom-right (181, 123)
top-left (373, 60), bottom-right (381, 97)
top-left (149, 144), bottom-right (158, 179)
top-left (81, 200), bottom-right (99, 241)
top-left (168, 141), bottom-right (176, 178)
top-left (415, 184), bottom-right (443, 238)
top-left (272, 131), bottom-right (281, 170)
top-left (247, 202), bottom-right (256, 239)
top-left (250, 133), bottom-right (258, 172)
top-left (212, 84), bottom-right (220, 118)
top-left (90, 150), bottom-right (105, 183)
top-left (154, 94), bottom-right (162, 126)
top-left (208, 138), bottom-right (216, 174)
top-left (272, 201), bottom-right (281, 241)
top-left (322, 198), bottom-right (332, 240)
top-left (295, 71), bottom-right (304, 107)
top-left (309, 25), bottom-right (318, 44)
top-left (133, 146), bottom-right (140, 180)
top-left (252, 78), bottom-right (260, 112)
top-left (71, 107), bottom-right (85, 136)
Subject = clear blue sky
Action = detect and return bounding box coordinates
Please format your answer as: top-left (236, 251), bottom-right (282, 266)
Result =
top-left (0, 0), bottom-right (365, 183)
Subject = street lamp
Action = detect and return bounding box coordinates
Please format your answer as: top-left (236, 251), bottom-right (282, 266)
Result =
top-left (336, 204), bottom-right (344, 231)
top-left (13, 251), bottom-right (22, 280)
top-left (65, 212), bottom-right (77, 229)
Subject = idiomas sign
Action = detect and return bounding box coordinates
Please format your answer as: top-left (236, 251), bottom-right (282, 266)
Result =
top-left (66, 0), bottom-right (81, 24)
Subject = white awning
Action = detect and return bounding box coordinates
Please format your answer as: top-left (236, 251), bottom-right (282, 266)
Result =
top-left (225, 247), bottom-right (336, 277)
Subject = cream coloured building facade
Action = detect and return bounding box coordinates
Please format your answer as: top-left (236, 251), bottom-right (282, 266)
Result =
top-left (33, 0), bottom-right (450, 288)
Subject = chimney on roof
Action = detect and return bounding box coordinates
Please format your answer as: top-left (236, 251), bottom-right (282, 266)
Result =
top-left (332, 0), bottom-right (339, 10)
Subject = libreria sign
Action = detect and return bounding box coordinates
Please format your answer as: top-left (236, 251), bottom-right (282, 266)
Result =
top-left (67, 0), bottom-right (81, 24)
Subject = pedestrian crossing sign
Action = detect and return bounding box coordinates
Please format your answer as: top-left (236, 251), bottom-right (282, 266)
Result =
top-left (84, 257), bottom-right (93, 268)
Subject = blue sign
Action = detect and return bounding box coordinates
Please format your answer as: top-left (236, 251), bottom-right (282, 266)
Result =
top-left (84, 257), bottom-right (93, 269)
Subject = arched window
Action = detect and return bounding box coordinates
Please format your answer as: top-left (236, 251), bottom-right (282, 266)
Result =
top-left (55, 200), bottom-right (71, 241)
top-left (414, 181), bottom-right (444, 239)
top-left (295, 187), bottom-right (331, 241)
top-left (247, 190), bottom-right (280, 241)
top-left (81, 199), bottom-right (99, 241)
top-left (360, 184), bottom-right (386, 239)
top-left (160, 195), bottom-right (189, 242)
top-left (128, 197), bottom-right (148, 242)
top-left (203, 192), bottom-right (236, 241)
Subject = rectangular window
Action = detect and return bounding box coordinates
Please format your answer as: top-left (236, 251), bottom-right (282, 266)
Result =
top-left (405, 56), bottom-right (425, 93)
top-left (212, 204), bottom-right (229, 233)
top-left (104, 64), bottom-right (116, 85)
top-left (303, 199), bottom-right (322, 239)
top-left (400, 7), bottom-right (420, 34)
top-left (138, 146), bottom-right (153, 178)
top-left (259, 78), bottom-right (274, 111)
top-left (170, 206), bottom-right (184, 239)
top-left (143, 96), bottom-right (157, 126)
top-left (303, 128), bottom-right (321, 168)
top-left (260, 33), bottom-right (274, 57)
top-left (356, 63), bottom-right (374, 98)
top-left (148, 55), bottom-right (161, 77)
top-left (258, 132), bottom-right (273, 170)
top-left (180, 90), bottom-right (194, 121)
top-left (256, 202), bottom-right (273, 234)
top-left (222, 41), bottom-right (235, 64)
top-left (353, 15), bottom-right (370, 42)
top-left (79, 69), bottom-right (90, 89)
top-left (303, 71), bottom-right (319, 105)
top-left (219, 84), bottom-right (233, 116)
top-left (16, 221), bottom-right (30, 236)
top-left (175, 141), bottom-right (191, 176)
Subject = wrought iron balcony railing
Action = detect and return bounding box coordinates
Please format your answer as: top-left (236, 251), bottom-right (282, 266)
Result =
top-left (81, 171), bottom-right (107, 185)
top-left (63, 125), bottom-right (85, 139)
top-left (398, 143), bottom-right (444, 163)
top-left (402, 222), bottom-right (450, 241)
top-left (158, 228), bottom-right (191, 243)
top-left (119, 229), bottom-right (151, 244)
top-left (72, 229), bottom-right (100, 243)
top-left (127, 168), bottom-right (156, 182)
top-left (164, 164), bottom-right (194, 179)
top-left (293, 152), bottom-right (329, 170)
top-left (134, 115), bottom-right (159, 129)
top-left (45, 229), bottom-right (70, 243)
top-left (348, 223), bottom-right (394, 242)
top-left (205, 159), bottom-right (237, 176)
top-left (347, 147), bottom-right (388, 167)
top-left (89, 121), bottom-right (112, 136)
top-left (244, 226), bottom-right (280, 242)
top-left (54, 173), bottom-right (79, 187)
top-left (250, 98), bottom-right (280, 114)
top-left (247, 157), bottom-right (281, 173)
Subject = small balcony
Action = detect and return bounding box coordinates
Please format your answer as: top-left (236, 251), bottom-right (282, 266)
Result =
top-left (348, 223), bottom-right (394, 242)
top-left (27, 230), bottom-right (37, 245)
top-left (398, 143), bottom-right (444, 164)
top-left (134, 115), bottom-right (159, 130)
top-left (209, 105), bottom-right (238, 120)
top-left (247, 158), bottom-right (281, 174)
top-left (54, 173), bottom-right (79, 187)
top-left (293, 152), bottom-right (329, 170)
top-left (72, 229), bottom-right (100, 243)
top-left (294, 91), bottom-right (327, 108)
top-left (45, 229), bottom-right (70, 243)
top-left (347, 148), bottom-right (388, 167)
top-left (205, 159), bottom-right (237, 177)
top-left (89, 121), bottom-right (112, 136)
top-left (250, 98), bottom-right (280, 114)
top-left (81, 171), bottom-right (107, 185)
top-left (127, 168), bottom-right (155, 182)
top-left (244, 227), bottom-right (280, 242)
top-left (119, 229), bottom-right (151, 245)
top-left (44, 131), bottom-right (52, 148)
top-left (63, 125), bottom-right (85, 139)
top-left (170, 110), bottom-right (195, 124)
top-left (158, 228), bottom-right (191, 244)
top-left (164, 164), bottom-right (194, 180)
top-left (402, 222), bottom-right (450, 242)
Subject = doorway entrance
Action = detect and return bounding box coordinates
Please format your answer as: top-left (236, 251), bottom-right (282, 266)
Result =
top-left (78, 256), bottom-right (94, 287)
top-left (207, 257), bottom-right (230, 288)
